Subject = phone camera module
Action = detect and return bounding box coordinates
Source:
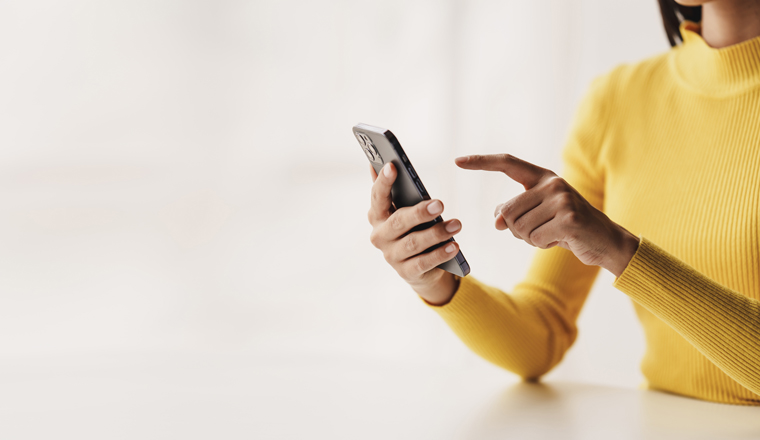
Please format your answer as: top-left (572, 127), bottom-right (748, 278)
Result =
top-left (364, 147), bottom-right (374, 160)
top-left (356, 133), bottom-right (383, 165)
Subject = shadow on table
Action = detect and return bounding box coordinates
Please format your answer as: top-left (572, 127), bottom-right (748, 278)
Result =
top-left (457, 381), bottom-right (760, 440)
top-left (457, 381), bottom-right (582, 440)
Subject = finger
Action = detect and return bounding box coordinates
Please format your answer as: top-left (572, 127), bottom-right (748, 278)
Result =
top-left (527, 218), bottom-right (564, 250)
top-left (455, 154), bottom-right (551, 189)
top-left (496, 189), bottom-right (545, 231)
top-left (509, 202), bottom-right (556, 246)
top-left (401, 240), bottom-right (459, 278)
top-left (368, 162), bottom-right (396, 225)
top-left (390, 219), bottom-right (461, 262)
top-left (370, 164), bottom-right (378, 182)
top-left (379, 198), bottom-right (445, 241)
top-left (495, 212), bottom-right (508, 231)
top-left (493, 202), bottom-right (505, 218)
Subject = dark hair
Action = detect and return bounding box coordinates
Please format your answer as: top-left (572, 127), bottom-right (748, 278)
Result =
top-left (658, 0), bottom-right (702, 46)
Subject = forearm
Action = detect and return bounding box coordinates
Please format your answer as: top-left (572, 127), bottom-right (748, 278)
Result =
top-left (614, 238), bottom-right (760, 396)
top-left (428, 275), bottom-right (581, 379)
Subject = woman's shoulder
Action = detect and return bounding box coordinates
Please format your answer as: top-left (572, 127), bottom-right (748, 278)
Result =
top-left (563, 49), bottom-right (674, 167)
top-left (589, 50), bottom-right (674, 104)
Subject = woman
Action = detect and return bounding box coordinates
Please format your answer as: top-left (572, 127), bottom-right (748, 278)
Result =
top-left (366, 0), bottom-right (760, 405)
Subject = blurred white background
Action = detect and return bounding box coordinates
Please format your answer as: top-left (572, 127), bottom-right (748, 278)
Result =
top-left (0, 0), bottom-right (673, 437)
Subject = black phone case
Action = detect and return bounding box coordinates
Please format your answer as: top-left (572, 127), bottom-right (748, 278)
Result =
top-left (353, 123), bottom-right (470, 277)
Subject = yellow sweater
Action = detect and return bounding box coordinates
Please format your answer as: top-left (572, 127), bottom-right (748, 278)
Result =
top-left (430, 22), bottom-right (760, 406)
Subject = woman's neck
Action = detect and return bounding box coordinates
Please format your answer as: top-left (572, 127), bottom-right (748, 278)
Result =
top-left (701, 0), bottom-right (760, 48)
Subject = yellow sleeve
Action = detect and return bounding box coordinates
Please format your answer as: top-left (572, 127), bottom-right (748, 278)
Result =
top-left (427, 72), bottom-right (617, 379)
top-left (614, 238), bottom-right (760, 396)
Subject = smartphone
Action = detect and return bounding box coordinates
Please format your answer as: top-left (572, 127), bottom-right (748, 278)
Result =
top-left (353, 123), bottom-right (470, 277)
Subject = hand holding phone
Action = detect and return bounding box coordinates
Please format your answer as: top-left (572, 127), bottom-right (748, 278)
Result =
top-left (367, 162), bottom-right (463, 304)
top-left (355, 123), bottom-right (470, 305)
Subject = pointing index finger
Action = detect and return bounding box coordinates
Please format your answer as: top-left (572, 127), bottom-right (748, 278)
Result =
top-left (455, 154), bottom-right (550, 189)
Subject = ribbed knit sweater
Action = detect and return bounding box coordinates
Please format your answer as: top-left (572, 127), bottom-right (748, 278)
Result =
top-left (430, 22), bottom-right (760, 405)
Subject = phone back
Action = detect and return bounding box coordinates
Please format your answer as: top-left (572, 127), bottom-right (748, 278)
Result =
top-left (353, 124), bottom-right (428, 208)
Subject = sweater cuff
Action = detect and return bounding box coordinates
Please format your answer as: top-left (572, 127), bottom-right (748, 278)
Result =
top-left (613, 236), bottom-right (685, 307)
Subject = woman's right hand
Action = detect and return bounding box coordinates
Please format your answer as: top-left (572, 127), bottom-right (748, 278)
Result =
top-left (367, 162), bottom-right (462, 305)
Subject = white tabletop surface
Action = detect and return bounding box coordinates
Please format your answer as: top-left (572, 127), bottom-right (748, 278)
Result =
top-left (2, 352), bottom-right (759, 440)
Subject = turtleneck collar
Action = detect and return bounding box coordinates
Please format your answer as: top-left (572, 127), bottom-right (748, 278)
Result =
top-left (671, 21), bottom-right (760, 97)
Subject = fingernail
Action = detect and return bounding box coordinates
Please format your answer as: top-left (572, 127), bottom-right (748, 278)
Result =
top-left (446, 220), bottom-right (461, 233)
top-left (456, 156), bottom-right (469, 162)
top-left (383, 163), bottom-right (393, 177)
top-left (444, 243), bottom-right (456, 253)
top-left (427, 200), bottom-right (443, 215)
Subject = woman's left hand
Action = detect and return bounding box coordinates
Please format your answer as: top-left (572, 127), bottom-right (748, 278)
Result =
top-left (455, 154), bottom-right (640, 277)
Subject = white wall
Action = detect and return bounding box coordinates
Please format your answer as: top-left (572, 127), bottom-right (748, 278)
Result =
top-left (0, 0), bottom-right (669, 388)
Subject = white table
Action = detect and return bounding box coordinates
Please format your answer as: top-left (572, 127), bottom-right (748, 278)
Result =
top-left (2, 352), bottom-right (759, 439)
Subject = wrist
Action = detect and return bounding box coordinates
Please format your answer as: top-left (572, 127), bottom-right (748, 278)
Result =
top-left (602, 227), bottom-right (640, 277)
top-left (413, 272), bottom-right (459, 306)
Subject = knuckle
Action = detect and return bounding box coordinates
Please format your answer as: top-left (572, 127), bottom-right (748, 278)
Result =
top-left (500, 201), bottom-right (514, 217)
top-left (521, 231), bottom-right (534, 245)
top-left (404, 235), bottom-right (418, 253)
top-left (390, 214), bottom-right (404, 231)
top-left (529, 229), bottom-right (544, 247)
top-left (556, 192), bottom-right (575, 210)
top-left (415, 257), bottom-right (429, 275)
top-left (513, 215), bottom-right (528, 233)
top-left (387, 248), bottom-right (403, 265)
top-left (369, 230), bottom-right (382, 248)
top-left (564, 210), bottom-right (580, 225)
top-left (547, 176), bottom-right (567, 191)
